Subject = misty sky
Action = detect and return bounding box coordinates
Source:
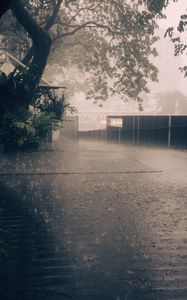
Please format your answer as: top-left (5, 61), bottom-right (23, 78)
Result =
top-left (151, 1), bottom-right (187, 96)
top-left (62, 1), bottom-right (187, 120)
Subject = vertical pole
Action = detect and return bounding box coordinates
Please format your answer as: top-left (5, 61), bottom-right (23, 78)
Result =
top-left (168, 115), bottom-right (171, 148)
top-left (132, 116), bottom-right (135, 145)
top-left (77, 116), bottom-right (79, 140)
top-left (137, 115), bottom-right (140, 145)
top-left (106, 117), bottom-right (108, 142)
top-left (118, 126), bottom-right (121, 143)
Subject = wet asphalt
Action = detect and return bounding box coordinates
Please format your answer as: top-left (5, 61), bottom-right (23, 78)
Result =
top-left (0, 139), bottom-right (187, 300)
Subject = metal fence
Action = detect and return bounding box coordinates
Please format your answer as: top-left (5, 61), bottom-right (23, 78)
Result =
top-left (79, 129), bottom-right (107, 140)
top-left (107, 115), bottom-right (187, 148)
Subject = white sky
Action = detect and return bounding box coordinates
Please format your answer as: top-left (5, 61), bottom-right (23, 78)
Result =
top-left (151, 0), bottom-right (187, 96)
top-left (159, 0), bottom-right (187, 29)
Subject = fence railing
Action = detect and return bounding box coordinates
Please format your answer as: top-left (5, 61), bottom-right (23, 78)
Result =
top-left (106, 115), bottom-right (187, 148)
top-left (79, 129), bottom-right (107, 140)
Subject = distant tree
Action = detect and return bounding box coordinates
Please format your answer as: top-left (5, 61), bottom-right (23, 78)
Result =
top-left (155, 90), bottom-right (187, 115)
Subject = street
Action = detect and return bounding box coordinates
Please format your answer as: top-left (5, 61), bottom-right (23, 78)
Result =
top-left (0, 140), bottom-right (187, 300)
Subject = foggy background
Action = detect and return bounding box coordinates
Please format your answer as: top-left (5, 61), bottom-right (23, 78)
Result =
top-left (46, 1), bottom-right (187, 131)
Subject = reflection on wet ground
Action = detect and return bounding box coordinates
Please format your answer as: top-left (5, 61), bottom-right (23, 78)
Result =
top-left (0, 140), bottom-right (187, 299)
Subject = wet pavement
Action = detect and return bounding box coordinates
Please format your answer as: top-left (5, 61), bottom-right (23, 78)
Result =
top-left (0, 139), bottom-right (187, 300)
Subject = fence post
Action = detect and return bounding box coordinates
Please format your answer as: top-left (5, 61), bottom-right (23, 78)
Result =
top-left (137, 116), bottom-right (140, 145)
top-left (132, 116), bottom-right (135, 145)
top-left (168, 115), bottom-right (171, 148)
top-left (118, 126), bottom-right (121, 143)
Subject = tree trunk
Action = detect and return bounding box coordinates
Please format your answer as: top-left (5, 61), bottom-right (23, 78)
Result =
top-left (0, 0), bottom-right (51, 113)
top-left (0, 1), bottom-right (13, 18)
top-left (22, 0), bottom-right (63, 66)
top-left (10, 0), bottom-right (51, 106)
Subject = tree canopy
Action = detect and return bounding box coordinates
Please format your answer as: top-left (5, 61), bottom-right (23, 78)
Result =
top-left (0, 0), bottom-right (168, 106)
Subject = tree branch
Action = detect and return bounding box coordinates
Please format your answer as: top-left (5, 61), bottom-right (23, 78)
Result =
top-left (53, 21), bottom-right (121, 40)
top-left (44, 0), bottom-right (63, 31)
top-left (65, 4), bottom-right (101, 25)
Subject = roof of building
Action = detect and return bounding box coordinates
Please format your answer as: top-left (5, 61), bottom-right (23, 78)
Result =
top-left (0, 51), bottom-right (66, 90)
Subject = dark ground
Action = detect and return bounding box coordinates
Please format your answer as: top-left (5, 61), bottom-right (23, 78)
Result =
top-left (0, 139), bottom-right (187, 300)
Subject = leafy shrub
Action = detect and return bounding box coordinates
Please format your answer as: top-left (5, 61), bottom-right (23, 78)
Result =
top-left (0, 108), bottom-right (62, 148)
top-left (0, 71), bottom-right (77, 149)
